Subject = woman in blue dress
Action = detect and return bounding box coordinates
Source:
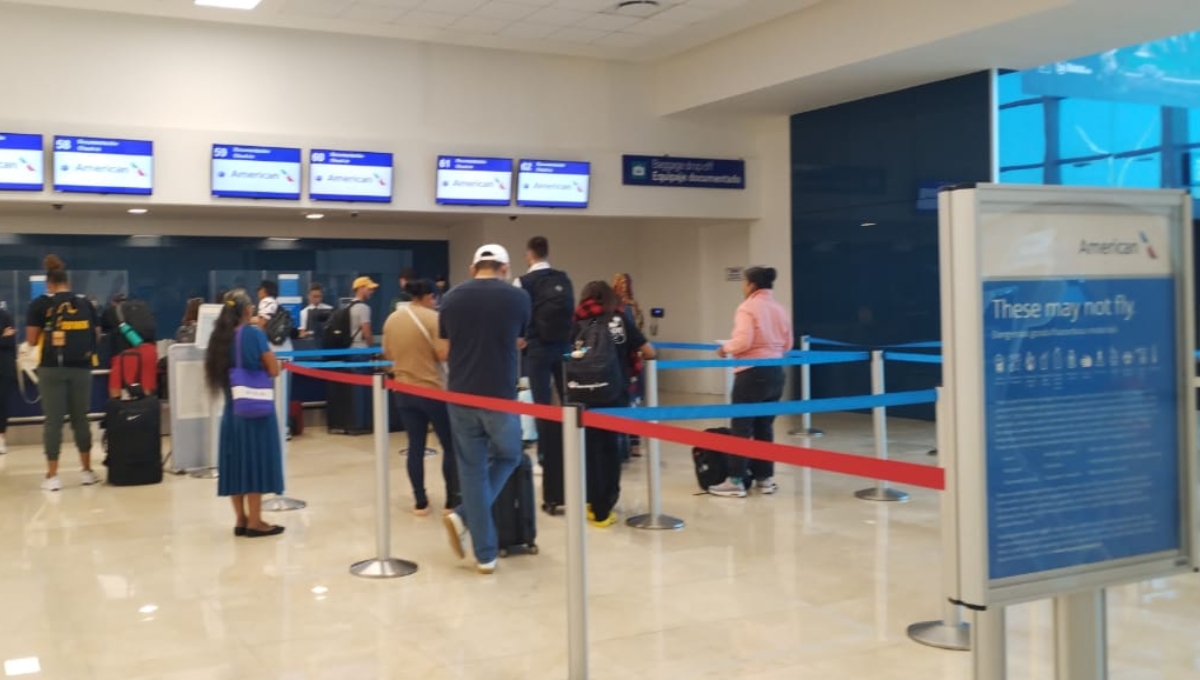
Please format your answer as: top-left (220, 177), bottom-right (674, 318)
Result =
top-left (204, 289), bottom-right (285, 538)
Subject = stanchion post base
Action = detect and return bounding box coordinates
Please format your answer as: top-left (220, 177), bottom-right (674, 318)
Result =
top-left (626, 513), bottom-right (685, 531)
top-left (189, 467), bottom-right (218, 479)
top-left (263, 496), bottom-right (307, 512)
top-left (788, 427), bottom-right (824, 438)
top-left (350, 558), bottom-right (418, 579)
top-left (854, 487), bottom-right (910, 503)
top-left (907, 619), bottom-right (971, 651)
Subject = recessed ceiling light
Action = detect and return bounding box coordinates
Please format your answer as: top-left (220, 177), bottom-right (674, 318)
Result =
top-left (860, 222), bottom-right (877, 227)
top-left (195, 0), bottom-right (263, 9)
top-left (127, 208), bottom-right (148, 215)
top-left (269, 237), bottom-right (299, 242)
top-left (305, 213), bottom-right (324, 220)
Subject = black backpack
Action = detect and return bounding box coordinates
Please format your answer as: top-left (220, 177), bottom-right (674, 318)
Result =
top-left (692, 427), bottom-right (753, 492)
top-left (564, 315), bottom-right (625, 406)
top-left (266, 306), bottom-right (296, 346)
top-left (116, 300), bottom-right (156, 345)
top-left (526, 269), bottom-right (574, 344)
top-left (43, 293), bottom-right (96, 366)
top-left (321, 301), bottom-right (360, 350)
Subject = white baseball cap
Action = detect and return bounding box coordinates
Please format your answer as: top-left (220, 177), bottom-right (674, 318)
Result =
top-left (472, 244), bottom-right (510, 266)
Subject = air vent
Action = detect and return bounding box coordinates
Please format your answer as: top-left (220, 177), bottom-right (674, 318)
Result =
top-left (610, 1), bottom-right (666, 19)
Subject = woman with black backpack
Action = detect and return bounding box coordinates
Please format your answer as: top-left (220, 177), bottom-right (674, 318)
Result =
top-left (569, 281), bottom-right (656, 527)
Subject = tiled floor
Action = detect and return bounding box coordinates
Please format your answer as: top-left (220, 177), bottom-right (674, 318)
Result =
top-left (0, 411), bottom-right (1197, 679)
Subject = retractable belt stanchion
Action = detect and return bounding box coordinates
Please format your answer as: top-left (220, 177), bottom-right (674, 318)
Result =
top-left (264, 360), bottom-right (307, 512)
top-left (351, 372), bottom-right (418, 579)
top-left (973, 606), bottom-right (1007, 680)
top-left (563, 405), bottom-right (590, 680)
top-left (789, 335), bottom-right (824, 437)
top-left (723, 365), bottom-right (735, 405)
top-left (626, 359), bottom-right (685, 531)
top-left (907, 386), bottom-right (970, 650)
top-left (854, 350), bottom-right (909, 502)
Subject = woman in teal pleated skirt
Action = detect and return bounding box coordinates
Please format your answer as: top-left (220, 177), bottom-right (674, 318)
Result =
top-left (205, 289), bottom-right (285, 538)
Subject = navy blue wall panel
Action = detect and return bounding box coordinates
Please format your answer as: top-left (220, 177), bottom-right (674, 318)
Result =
top-left (790, 72), bottom-right (993, 417)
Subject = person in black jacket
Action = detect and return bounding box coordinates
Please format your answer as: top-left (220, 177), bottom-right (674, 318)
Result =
top-left (0, 305), bottom-right (16, 454)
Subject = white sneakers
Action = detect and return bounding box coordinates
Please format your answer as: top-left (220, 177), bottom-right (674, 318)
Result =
top-left (443, 512), bottom-right (468, 560)
top-left (442, 511), bottom-right (498, 575)
top-left (40, 470), bottom-right (100, 492)
top-left (708, 477), bottom-right (779, 498)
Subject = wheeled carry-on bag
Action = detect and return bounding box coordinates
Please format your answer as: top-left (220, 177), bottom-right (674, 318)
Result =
top-left (538, 418), bottom-right (565, 514)
top-left (104, 351), bottom-right (163, 486)
top-left (326, 377), bottom-right (371, 435)
top-left (493, 453), bottom-right (538, 557)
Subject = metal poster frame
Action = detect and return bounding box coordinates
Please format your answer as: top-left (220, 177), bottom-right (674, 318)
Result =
top-left (939, 183), bottom-right (1198, 609)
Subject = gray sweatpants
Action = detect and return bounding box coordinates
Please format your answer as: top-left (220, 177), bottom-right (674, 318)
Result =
top-left (38, 367), bottom-right (93, 461)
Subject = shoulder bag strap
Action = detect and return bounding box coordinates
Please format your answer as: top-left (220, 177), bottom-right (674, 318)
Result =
top-left (403, 305), bottom-right (447, 379)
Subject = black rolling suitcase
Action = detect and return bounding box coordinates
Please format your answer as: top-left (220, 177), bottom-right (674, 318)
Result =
top-left (493, 453), bottom-right (538, 557)
top-left (103, 352), bottom-right (163, 486)
top-left (537, 419), bottom-right (565, 514)
top-left (326, 377), bottom-right (371, 435)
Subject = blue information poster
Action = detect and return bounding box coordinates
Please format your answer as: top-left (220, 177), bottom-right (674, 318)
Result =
top-left (276, 274), bottom-right (302, 324)
top-left (981, 216), bottom-right (1182, 583)
top-left (0, 132), bottom-right (44, 191)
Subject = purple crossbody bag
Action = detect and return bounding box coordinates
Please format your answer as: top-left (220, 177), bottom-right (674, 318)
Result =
top-left (229, 326), bottom-right (275, 418)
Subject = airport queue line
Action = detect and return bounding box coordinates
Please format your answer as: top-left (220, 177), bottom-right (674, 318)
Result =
top-left (273, 342), bottom-right (948, 680)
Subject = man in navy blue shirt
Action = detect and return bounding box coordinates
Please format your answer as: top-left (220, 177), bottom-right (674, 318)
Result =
top-left (439, 244), bottom-right (531, 574)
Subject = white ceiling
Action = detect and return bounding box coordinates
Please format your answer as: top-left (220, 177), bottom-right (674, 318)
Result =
top-left (0, 0), bottom-right (823, 60)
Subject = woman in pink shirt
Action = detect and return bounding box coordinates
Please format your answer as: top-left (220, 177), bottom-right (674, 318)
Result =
top-left (710, 266), bottom-right (793, 498)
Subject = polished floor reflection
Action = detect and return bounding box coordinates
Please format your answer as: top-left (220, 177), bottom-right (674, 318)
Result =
top-left (0, 412), bottom-right (1196, 679)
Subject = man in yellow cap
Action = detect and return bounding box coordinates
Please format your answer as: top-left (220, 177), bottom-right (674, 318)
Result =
top-left (349, 276), bottom-right (379, 349)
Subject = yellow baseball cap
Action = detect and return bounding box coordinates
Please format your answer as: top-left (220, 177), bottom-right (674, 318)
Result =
top-left (352, 276), bottom-right (379, 290)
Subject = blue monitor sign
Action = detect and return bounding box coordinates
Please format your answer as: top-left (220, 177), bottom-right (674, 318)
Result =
top-left (309, 149), bottom-right (393, 203)
top-left (53, 136), bottom-right (153, 195)
top-left (517, 159), bottom-right (590, 208)
top-left (212, 145), bottom-right (302, 200)
top-left (622, 155), bottom-right (745, 189)
top-left (0, 133), bottom-right (44, 191)
top-left (436, 156), bottom-right (512, 206)
top-left (981, 219), bottom-right (1181, 583)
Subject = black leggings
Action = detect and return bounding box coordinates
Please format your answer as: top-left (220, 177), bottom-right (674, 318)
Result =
top-left (726, 366), bottom-right (786, 480)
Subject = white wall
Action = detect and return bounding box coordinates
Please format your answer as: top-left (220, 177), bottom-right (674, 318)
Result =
top-left (0, 3), bottom-right (759, 221)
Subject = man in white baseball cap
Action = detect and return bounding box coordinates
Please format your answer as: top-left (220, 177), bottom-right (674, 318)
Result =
top-left (438, 243), bottom-right (531, 574)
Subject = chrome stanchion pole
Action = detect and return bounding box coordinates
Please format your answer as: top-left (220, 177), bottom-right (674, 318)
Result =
top-left (723, 365), bottom-right (735, 405)
top-left (1054, 589), bottom-right (1107, 680)
top-left (264, 362), bottom-right (306, 512)
top-left (351, 373), bottom-right (418, 579)
top-left (563, 405), bottom-right (589, 680)
top-left (855, 350), bottom-right (909, 502)
top-left (789, 335), bottom-right (824, 437)
top-left (190, 392), bottom-right (221, 479)
top-left (907, 386), bottom-right (969, 650)
top-left (627, 360), bottom-right (684, 530)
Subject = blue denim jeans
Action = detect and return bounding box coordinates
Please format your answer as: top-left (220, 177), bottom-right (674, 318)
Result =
top-left (448, 404), bottom-right (523, 563)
